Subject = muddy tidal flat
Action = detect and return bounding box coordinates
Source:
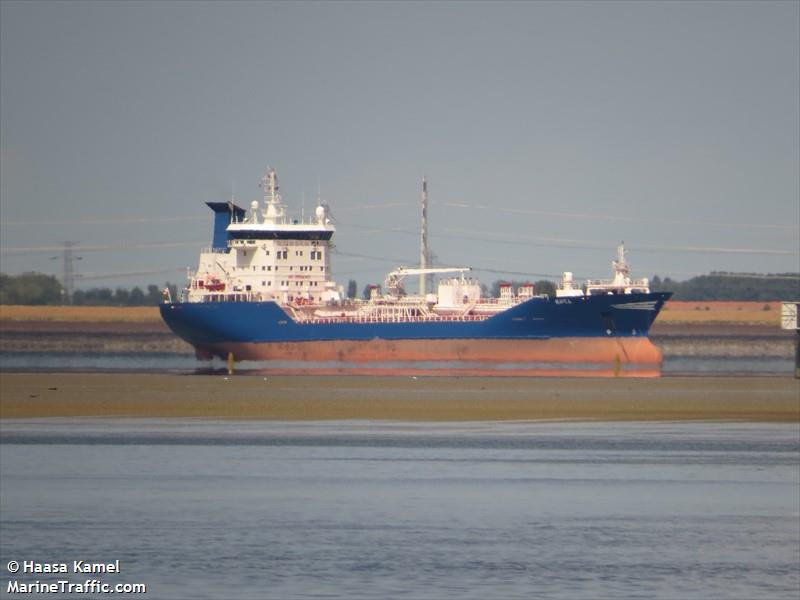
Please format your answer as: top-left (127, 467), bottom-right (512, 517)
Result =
top-left (1, 373), bottom-right (797, 422)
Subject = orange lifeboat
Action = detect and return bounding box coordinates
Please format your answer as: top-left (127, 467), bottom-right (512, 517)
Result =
top-left (205, 278), bottom-right (226, 292)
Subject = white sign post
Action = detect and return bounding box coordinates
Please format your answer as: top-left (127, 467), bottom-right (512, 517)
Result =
top-left (782, 302), bottom-right (799, 379)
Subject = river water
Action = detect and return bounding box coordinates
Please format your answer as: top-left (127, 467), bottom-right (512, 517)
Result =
top-left (1, 420), bottom-right (798, 599)
top-left (0, 351), bottom-right (794, 376)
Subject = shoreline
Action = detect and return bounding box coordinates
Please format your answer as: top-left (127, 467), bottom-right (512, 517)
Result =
top-left (1, 373), bottom-right (797, 422)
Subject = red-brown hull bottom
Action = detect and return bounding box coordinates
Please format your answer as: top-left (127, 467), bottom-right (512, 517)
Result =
top-left (195, 337), bottom-right (664, 377)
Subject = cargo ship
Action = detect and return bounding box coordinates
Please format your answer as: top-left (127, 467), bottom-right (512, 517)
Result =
top-left (160, 168), bottom-right (670, 376)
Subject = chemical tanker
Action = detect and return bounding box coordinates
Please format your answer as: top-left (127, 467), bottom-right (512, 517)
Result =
top-left (160, 168), bottom-right (670, 376)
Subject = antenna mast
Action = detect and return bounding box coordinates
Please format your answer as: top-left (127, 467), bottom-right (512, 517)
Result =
top-left (419, 176), bottom-right (428, 295)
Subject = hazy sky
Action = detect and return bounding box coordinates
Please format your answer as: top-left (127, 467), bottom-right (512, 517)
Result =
top-left (1, 0), bottom-right (798, 291)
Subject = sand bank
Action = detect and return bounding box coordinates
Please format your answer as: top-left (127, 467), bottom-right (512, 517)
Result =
top-left (1, 373), bottom-right (797, 422)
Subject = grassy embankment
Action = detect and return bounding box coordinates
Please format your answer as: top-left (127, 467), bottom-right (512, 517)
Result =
top-left (658, 301), bottom-right (783, 325)
top-left (0, 305), bottom-right (159, 323)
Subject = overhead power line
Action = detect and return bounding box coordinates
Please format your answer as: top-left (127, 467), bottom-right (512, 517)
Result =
top-left (1, 240), bottom-right (206, 255)
top-left (443, 202), bottom-right (800, 231)
top-left (77, 268), bottom-right (186, 282)
top-left (1, 216), bottom-right (207, 226)
top-left (334, 220), bottom-right (798, 257)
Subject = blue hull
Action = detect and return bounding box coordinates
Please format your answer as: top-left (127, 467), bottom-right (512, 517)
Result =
top-left (160, 292), bottom-right (670, 347)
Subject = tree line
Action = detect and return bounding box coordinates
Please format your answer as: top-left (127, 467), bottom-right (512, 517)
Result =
top-left (650, 273), bottom-right (799, 301)
top-left (1, 271), bottom-right (797, 305)
top-left (0, 273), bottom-right (177, 306)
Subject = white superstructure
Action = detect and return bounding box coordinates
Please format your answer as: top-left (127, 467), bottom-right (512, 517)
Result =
top-left (186, 168), bottom-right (338, 305)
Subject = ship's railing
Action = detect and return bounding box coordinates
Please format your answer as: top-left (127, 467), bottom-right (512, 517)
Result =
top-left (472, 298), bottom-right (521, 306)
top-left (585, 278), bottom-right (650, 294)
top-left (290, 313), bottom-right (491, 325)
top-left (585, 279), bottom-right (614, 287)
top-left (195, 292), bottom-right (261, 303)
top-left (585, 277), bottom-right (649, 287)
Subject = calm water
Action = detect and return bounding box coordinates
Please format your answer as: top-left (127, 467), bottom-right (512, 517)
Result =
top-left (1, 420), bottom-right (798, 599)
top-left (0, 351), bottom-right (794, 375)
